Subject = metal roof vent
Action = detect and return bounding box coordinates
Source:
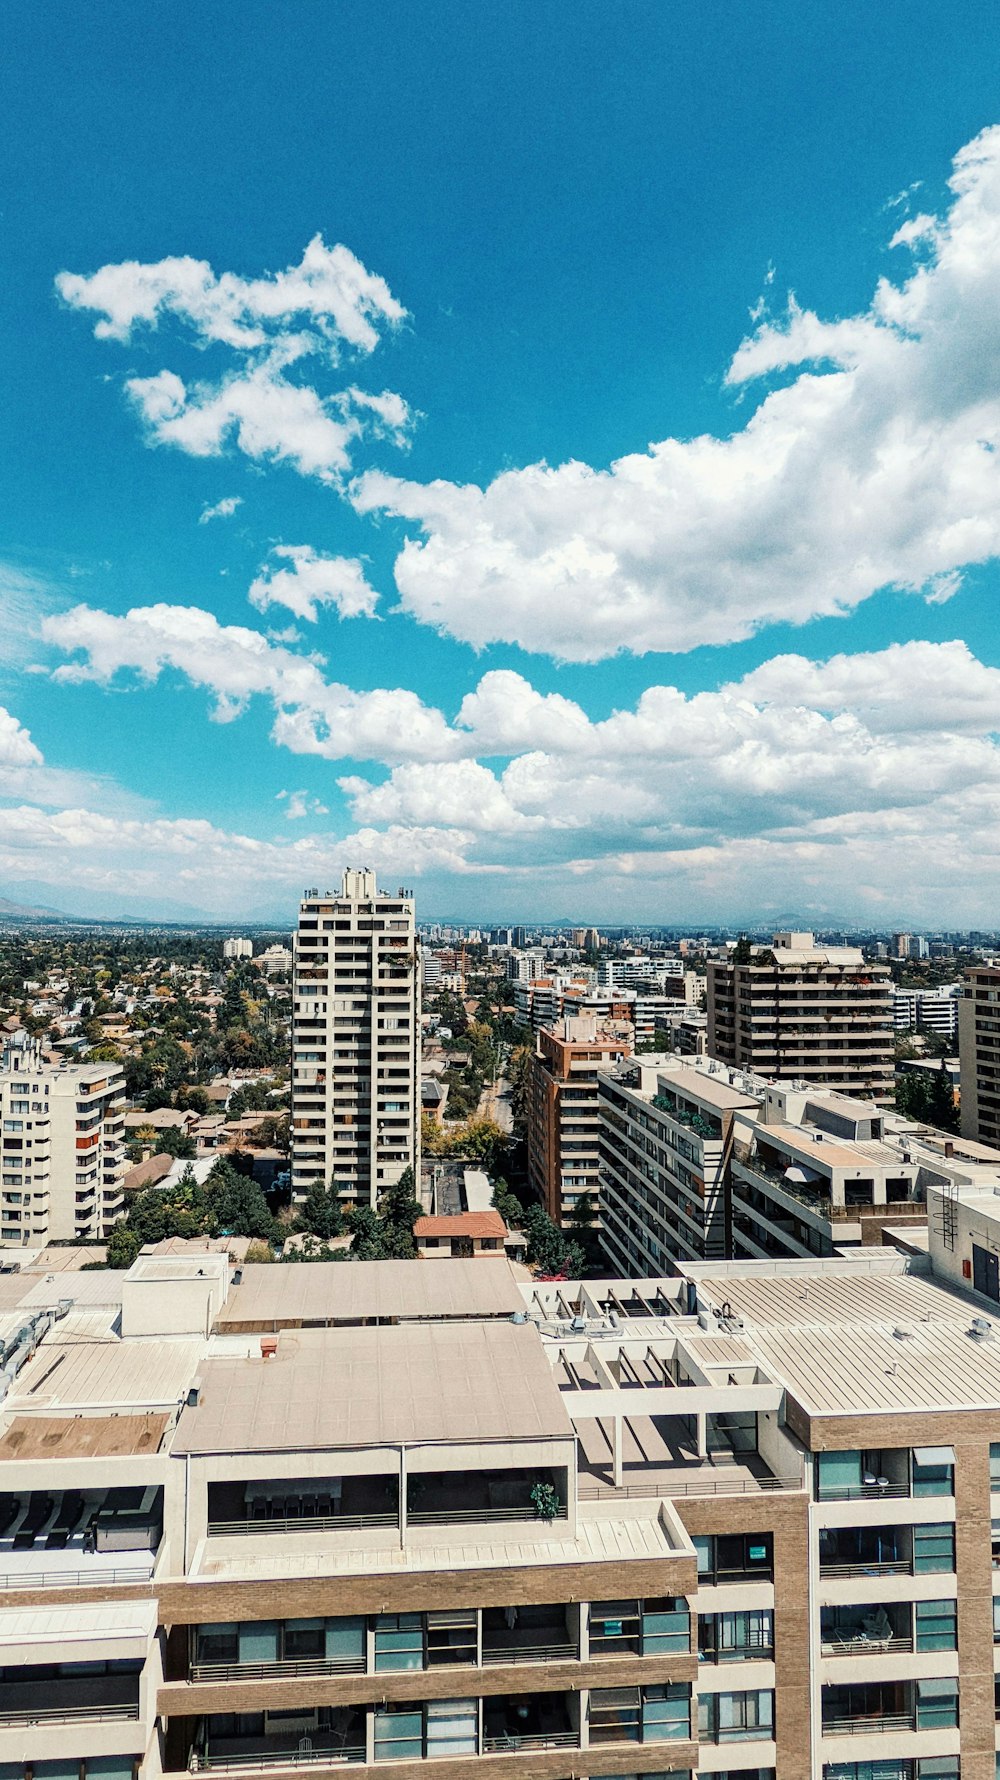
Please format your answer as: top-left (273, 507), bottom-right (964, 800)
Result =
top-left (892, 1325), bottom-right (913, 1340)
top-left (970, 1317), bottom-right (993, 1339)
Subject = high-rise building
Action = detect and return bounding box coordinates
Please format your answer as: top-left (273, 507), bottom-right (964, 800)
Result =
top-left (958, 963), bottom-right (1000, 1146)
top-left (527, 1015), bottom-right (631, 1224)
top-left (291, 869), bottom-right (420, 1207)
top-left (0, 1032), bottom-right (126, 1245)
top-left (222, 936), bottom-right (253, 960)
top-left (706, 930), bottom-right (893, 1101)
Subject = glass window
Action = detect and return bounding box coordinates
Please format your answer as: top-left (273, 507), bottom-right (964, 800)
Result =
top-left (237, 1621), bottom-right (278, 1663)
top-left (642, 1683), bottom-right (691, 1741)
top-left (912, 1450), bottom-right (955, 1497)
top-left (425, 1698), bottom-right (477, 1756)
top-left (916, 1677), bottom-right (959, 1729)
top-left (283, 1617), bottom-right (324, 1659)
top-left (374, 1705), bottom-right (423, 1761)
top-left (916, 1760), bottom-right (961, 1780)
top-left (591, 1600), bottom-right (641, 1655)
top-left (195, 1622), bottom-right (238, 1665)
top-left (324, 1616), bottom-right (365, 1668)
top-left (915, 1598), bottom-right (957, 1652)
top-left (642, 1598), bottom-right (690, 1654)
top-left (590, 1686), bottom-right (641, 1743)
top-left (991, 1442), bottom-right (1000, 1489)
top-left (700, 1610), bottom-right (773, 1661)
top-left (86, 1764), bottom-right (139, 1780)
top-left (700, 1688), bottom-right (774, 1743)
top-left (426, 1609), bottom-right (477, 1666)
top-left (815, 1451), bottom-right (862, 1500)
top-left (695, 1533), bottom-right (772, 1583)
top-left (913, 1523), bottom-right (956, 1573)
top-left (374, 1612), bottom-right (423, 1672)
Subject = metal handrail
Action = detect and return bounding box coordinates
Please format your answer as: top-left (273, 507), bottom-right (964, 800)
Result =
top-left (819, 1560), bottom-right (911, 1578)
top-left (0, 1702), bottom-right (139, 1725)
top-left (578, 1475), bottom-right (801, 1499)
top-left (482, 1641), bottom-right (578, 1664)
top-left (817, 1484), bottom-right (910, 1501)
top-left (192, 1747), bottom-right (365, 1772)
top-left (0, 1562), bottom-right (152, 1589)
top-left (408, 1505), bottom-right (567, 1526)
top-left (821, 1635), bottom-right (913, 1657)
top-left (483, 1731), bottom-right (578, 1751)
top-left (207, 1512), bottom-right (397, 1537)
top-left (190, 1656), bottom-right (366, 1682)
top-left (823, 1712), bottom-right (917, 1735)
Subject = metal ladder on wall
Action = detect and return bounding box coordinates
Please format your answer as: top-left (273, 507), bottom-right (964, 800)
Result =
top-left (936, 1174), bottom-right (958, 1251)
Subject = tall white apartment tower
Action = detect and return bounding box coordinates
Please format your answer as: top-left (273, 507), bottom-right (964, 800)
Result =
top-left (291, 869), bottom-right (420, 1207)
top-left (0, 1032), bottom-right (127, 1245)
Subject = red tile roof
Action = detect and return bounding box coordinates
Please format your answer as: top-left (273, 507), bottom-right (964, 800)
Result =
top-left (414, 1211), bottom-right (508, 1240)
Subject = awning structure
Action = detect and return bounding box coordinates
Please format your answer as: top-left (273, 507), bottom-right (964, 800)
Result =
top-left (0, 1598), bottom-right (157, 1664)
top-left (912, 1445), bottom-right (955, 1466)
top-left (784, 1165), bottom-right (822, 1184)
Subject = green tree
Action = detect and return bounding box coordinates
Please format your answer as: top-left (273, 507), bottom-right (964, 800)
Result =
top-left (205, 1158), bottom-right (278, 1242)
top-left (521, 1204), bottom-right (585, 1278)
top-left (296, 1178), bottom-right (344, 1241)
top-left (156, 1125), bottom-right (197, 1159)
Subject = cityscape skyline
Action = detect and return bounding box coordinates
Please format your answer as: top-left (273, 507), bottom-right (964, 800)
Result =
top-left (6, 7), bottom-right (1000, 921)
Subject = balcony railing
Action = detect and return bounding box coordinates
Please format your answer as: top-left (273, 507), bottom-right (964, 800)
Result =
top-left (0, 1561), bottom-right (153, 1589)
top-left (407, 1504), bottom-right (567, 1527)
top-left (190, 1746), bottom-right (366, 1771)
top-left (821, 1635), bottom-right (914, 1657)
top-left (483, 1731), bottom-right (578, 1752)
top-left (823, 1712), bottom-right (917, 1735)
top-left (819, 1559), bottom-right (911, 1579)
top-left (0, 1700), bottom-right (139, 1726)
top-left (817, 1483), bottom-right (910, 1501)
top-left (191, 1656), bottom-right (366, 1682)
top-left (482, 1640), bottom-right (578, 1665)
top-left (578, 1473), bottom-right (801, 1501)
top-left (207, 1512), bottom-right (397, 1537)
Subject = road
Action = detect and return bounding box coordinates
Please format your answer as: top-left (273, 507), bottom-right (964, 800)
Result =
top-left (478, 1074), bottom-right (514, 1133)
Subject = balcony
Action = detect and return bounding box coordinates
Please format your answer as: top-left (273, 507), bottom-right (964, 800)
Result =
top-left (482, 1605), bottom-right (578, 1665)
top-left (482, 1693), bottom-right (577, 1753)
top-left (0, 1484), bottom-right (162, 1589)
top-left (189, 1708), bottom-right (366, 1771)
top-left (0, 1674), bottom-right (140, 1726)
top-left (406, 1466), bottom-right (569, 1528)
top-left (820, 1603), bottom-right (913, 1656)
top-left (206, 1475), bottom-right (398, 1538)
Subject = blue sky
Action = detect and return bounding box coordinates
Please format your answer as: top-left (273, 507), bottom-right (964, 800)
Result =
top-left (4, 1), bottom-right (1000, 923)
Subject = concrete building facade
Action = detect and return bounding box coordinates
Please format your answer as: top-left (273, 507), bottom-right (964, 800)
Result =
top-left (291, 870), bottom-right (420, 1207)
top-left (959, 965), bottom-right (1000, 1149)
top-left (707, 931), bottom-right (894, 1103)
top-left (0, 1032), bottom-right (126, 1245)
top-left (527, 1016), bottom-right (631, 1224)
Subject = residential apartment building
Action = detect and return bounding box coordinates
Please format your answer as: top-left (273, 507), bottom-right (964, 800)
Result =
top-left (6, 1201), bottom-right (1000, 1779)
top-left (893, 984), bottom-right (962, 1043)
top-left (527, 1015), bottom-right (631, 1223)
top-left (222, 937), bottom-right (254, 960)
top-left (959, 965), bottom-right (1000, 1147)
top-left (0, 1031), bottom-right (126, 1245)
top-left (290, 870), bottom-right (420, 1207)
top-left (597, 1055), bottom-right (760, 1272)
top-left (707, 931), bottom-right (894, 1102)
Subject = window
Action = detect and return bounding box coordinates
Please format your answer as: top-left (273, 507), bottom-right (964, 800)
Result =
top-left (195, 1623), bottom-right (238, 1665)
top-left (590, 1686), bottom-right (690, 1744)
top-left (283, 1617), bottom-right (324, 1660)
top-left (914, 1598), bottom-right (957, 1652)
top-left (913, 1523), bottom-right (955, 1573)
top-left (699, 1689), bottom-right (774, 1743)
top-left (694, 1533), bottom-right (772, 1583)
top-left (426, 1609), bottom-right (476, 1666)
top-left (374, 1705), bottom-right (423, 1761)
top-left (425, 1698), bottom-right (476, 1756)
top-left (642, 1684), bottom-right (691, 1741)
top-left (375, 1613), bottom-right (423, 1672)
top-left (815, 1451), bottom-right (862, 1500)
top-left (642, 1599), bottom-right (690, 1653)
top-left (699, 1610), bottom-right (774, 1662)
top-left (911, 1447), bottom-right (955, 1497)
top-left (915, 1677), bottom-right (959, 1730)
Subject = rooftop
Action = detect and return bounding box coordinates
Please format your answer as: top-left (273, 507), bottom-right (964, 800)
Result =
top-left (173, 1320), bottom-right (574, 1454)
top-left (0, 1412), bottom-right (168, 1460)
top-left (216, 1255), bottom-right (526, 1329)
top-left (414, 1211), bottom-right (507, 1240)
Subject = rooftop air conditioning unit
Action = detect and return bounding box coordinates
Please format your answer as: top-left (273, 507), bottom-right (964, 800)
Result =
top-left (570, 1315), bottom-right (587, 1334)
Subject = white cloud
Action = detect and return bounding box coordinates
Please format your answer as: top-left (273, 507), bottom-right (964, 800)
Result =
top-left (41, 602), bottom-right (460, 765)
top-left (199, 495), bottom-right (243, 524)
top-left (56, 235), bottom-right (406, 359)
top-left (249, 545), bottom-right (378, 622)
top-left (58, 239), bottom-right (411, 488)
top-left (277, 788), bottom-right (330, 820)
top-left (355, 126), bottom-right (1000, 659)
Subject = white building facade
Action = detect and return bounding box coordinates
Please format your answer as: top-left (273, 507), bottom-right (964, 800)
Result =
top-left (0, 1034), bottom-right (127, 1245)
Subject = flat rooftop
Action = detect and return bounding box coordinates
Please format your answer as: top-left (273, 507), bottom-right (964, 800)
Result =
top-left (216, 1256), bottom-right (525, 1329)
top-left (0, 1412), bottom-right (169, 1460)
top-left (754, 1123), bottom-right (905, 1171)
top-left (694, 1264), bottom-right (1000, 1416)
top-left (6, 1334), bottom-right (203, 1417)
top-left (174, 1320), bottom-right (574, 1453)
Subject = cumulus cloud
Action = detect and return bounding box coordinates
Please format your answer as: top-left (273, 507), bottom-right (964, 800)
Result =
top-left (355, 126), bottom-right (1000, 659)
top-left (277, 788), bottom-right (330, 820)
top-left (58, 238), bottom-right (411, 488)
top-left (55, 235), bottom-right (406, 358)
top-left (249, 545), bottom-right (378, 622)
top-left (199, 495), bottom-right (243, 524)
top-left (41, 602), bottom-right (460, 765)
